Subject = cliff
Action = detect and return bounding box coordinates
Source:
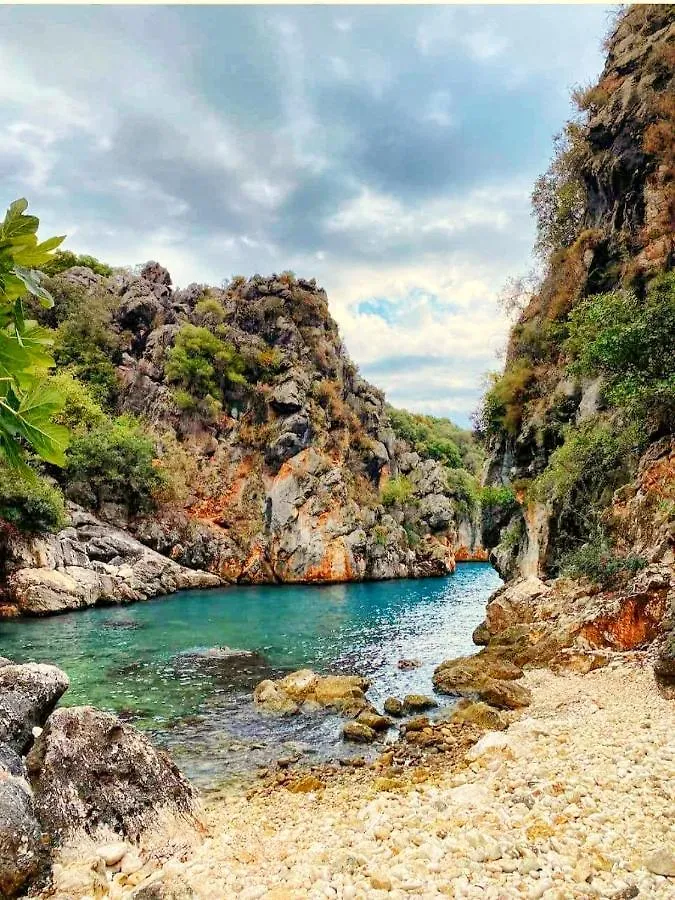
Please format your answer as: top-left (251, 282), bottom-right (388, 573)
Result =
top-left (480, 6), bottom-right (675, 675)
top-left (1, 265), bottom-right (484, 616)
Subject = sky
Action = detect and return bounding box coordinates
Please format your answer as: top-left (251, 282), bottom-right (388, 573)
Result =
top-left (1, 4), bottom-right (613, 427)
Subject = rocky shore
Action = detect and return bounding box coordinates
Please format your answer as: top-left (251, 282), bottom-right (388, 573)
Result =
top-left (38, 654), bottom-right (674, 899)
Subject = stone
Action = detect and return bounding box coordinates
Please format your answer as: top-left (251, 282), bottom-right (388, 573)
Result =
top-left (397, 658), bottom-right (421, 670)
top-left (253, 670), bottom-right (370, 716)
top-left (342, 722), bottom-right (376, 744)
top-left (472, 621), bottom-right (491, 645)
top-left (0, 662), bottom-right (69, 754)
top-left (369, 874), bottom-right (392, 891)
top-left (550, 649), bottom-right (612, 675)
top-left (356, 711), bottom-right (392, 732)
top-left (277, 669), bottom-right (319, 701)
top-left (403, 715), bottom-right (429, 732)
top-left (96, 842), bottom-right (129, 866)
top-left (644, 849), bottom-right (675, 877)
top-left (449, 700), bottom-right (509, 731)
top-left (478, 679), bottom-right (532, 710)
top-left (286, 775), bottom-right (324, 794)
top-left (433, 653), bottom-right (523, 691)
top-left (402, 694), bottom-right (438, 713)
top-left (0, 777), bottom-right (48, 899)
top-left (383, 697), bottom-right (404, 717)
top-left (25, 706), bottom-right (197, 842)
top-left (133, 878), bottom-right (194, 900)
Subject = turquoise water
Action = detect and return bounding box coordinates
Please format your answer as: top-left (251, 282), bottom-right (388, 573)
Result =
top-left (0, 563), bottom-right (501, 784)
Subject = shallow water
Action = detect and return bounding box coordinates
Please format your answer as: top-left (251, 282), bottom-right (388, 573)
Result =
top-left (0, 563), bottom-right (501, 785)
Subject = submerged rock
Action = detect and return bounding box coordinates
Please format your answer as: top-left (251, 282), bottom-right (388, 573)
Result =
top-left (0, 663), bottom-right (69, 754)
top-left (173, 646), bottom-right (268, 684)
top-left (25, 706), bottom-right (198, 842)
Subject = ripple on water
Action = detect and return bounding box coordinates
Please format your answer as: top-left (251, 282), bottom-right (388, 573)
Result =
top-left (0, 562), bottom-right (501, 785)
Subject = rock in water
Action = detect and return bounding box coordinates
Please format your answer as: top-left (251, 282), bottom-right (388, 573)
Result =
top-left (0, 663), bottom-right (69, 754)
top-left (0, 776), bottom-right (48, 898)
top-left (342, 722), bottom-right (376, 743)
top-left (383, 697), bottom-right (404, 717)
top-left (402, 694), bottom-right (438, 713)
top-left (25, 706), bottom-right (197, 842)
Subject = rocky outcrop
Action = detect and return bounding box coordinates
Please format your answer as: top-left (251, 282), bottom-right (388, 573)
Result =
top-left (0, 774), bottom-right (48, 899)
top-left (433, 652), bottom-right (531, 710)
top-left (26, 706), bottom-right (198, 843)
top-left (253, 669), bottom-right (371, 717)
top-left (2, 505), bottom-right (220, 617)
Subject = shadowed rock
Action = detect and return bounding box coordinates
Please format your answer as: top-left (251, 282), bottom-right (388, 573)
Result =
top-left (25, 706), bottom-right (198, 843)
top-left (0, 663), bottom-right (69, 754)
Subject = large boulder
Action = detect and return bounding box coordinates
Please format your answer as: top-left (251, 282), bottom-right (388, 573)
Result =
top-left (0, 663), bottom-right (69, 754)
top-left (0, 775), bottom-right (48, 899)
top-left (253, 670), bottom-right (371, 716)
top-left (433, 652), bottom-right (531, 710)
top-left (25, 706), bottom-right (198, 843)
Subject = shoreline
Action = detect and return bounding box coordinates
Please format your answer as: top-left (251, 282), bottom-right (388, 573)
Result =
top-left (44, 652), bottom-right (675, 899)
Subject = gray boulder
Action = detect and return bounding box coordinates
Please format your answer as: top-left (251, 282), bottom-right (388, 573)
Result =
top-left (0, 776), bottom-right (48, 899)
top-left (0, 663), bottom-right (69, 754)
top-left (26, 706), bottom-right (198, 843)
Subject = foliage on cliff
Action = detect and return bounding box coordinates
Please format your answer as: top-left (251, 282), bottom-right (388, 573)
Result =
top-left (480, 5), bottom-right (675, 580)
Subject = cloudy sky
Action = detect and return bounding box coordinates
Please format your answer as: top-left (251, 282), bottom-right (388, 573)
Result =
top-left (1, 4), bottom-right (612, 426)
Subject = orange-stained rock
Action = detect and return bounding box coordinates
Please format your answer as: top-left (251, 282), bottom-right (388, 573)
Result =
top-left (579, 592), bottom-right (668, 650)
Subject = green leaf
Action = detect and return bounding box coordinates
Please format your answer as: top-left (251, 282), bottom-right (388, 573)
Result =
top-left (0, 380), bottom-right (69, 466)
top-left (11, 265), bottom-right (55, 308)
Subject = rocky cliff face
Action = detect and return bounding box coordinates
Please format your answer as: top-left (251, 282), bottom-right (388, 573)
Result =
top-left (2, 264), bottom-right (482, 615)
top-left (482, 6), bottom-right (674, 674)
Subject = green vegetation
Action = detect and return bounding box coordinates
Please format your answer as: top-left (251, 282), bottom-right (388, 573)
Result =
top-left (475, 360), bottom-right (535, 437)
top-left (566, 274), bottom-right (675, 430)
top-left (0, 199), bottom-right (69, 467)
top-left (0, 464), bottom-right (68, 533)
top-left (39, 249), bottom-right (112, 277)
top-left (165, 324), bottom-right (247, 418)
top-left (65, 415), bottom-right (166, 516)
top-left (387, 406), bottom-right (483, 473)
top-left (380, 475), bottom-right (413, 507)
top-left (559, 534), bottom-right (647, 586)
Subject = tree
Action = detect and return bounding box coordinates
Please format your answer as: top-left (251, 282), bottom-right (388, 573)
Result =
top-left (0, 199), bottom-right (69, 466)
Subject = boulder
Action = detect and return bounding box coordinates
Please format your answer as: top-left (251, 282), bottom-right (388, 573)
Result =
top-left (433, 653), bottom-right (523, 692)
top-left (0, 776), bottom-right (48, 899)
top-left (342, 722), bottom-right (376, 744)
top-left (549, 649), bottom-right (612, 675)
top-left (448, 700), bottom-right (509, 731)
top-left (0, 663), bottom-right (69, 754)
top-left (356, 711), bottom-right (392, 732)
top-left (476, 680), bottom-right (531, 710)
top-left (25, 706), bottom-right (197, 843)
top-left (383, 697), bottom-right (404, 718)
top-left (402, 694), bottom-right (438, 713)
top-left (654, 631), bottom-right (675, 683)
top-left (253, 670), bottom-right (370, 716)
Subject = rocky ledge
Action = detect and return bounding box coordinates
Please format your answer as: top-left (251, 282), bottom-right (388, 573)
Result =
top-left (1, 504), bottom-right (220, 617)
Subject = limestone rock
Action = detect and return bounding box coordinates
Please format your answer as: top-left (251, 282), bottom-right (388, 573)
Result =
top-left (0, 776), bottom-right (48, 899)
top-left (0, 663), bottom-right (69, 754)
top-left (342, 722), bottom-right (376, 744)
top-left (25, 706), bottom-right (198, 842)
top-left (383, 697), bottom-right (404, 717)
top-left (449, 700), bottom-right (509, 731)
top-left (402, 694), bottom-right (438, 713)
top-left (550, 649), bottom-right (612, 675)
top-left (253, 670), bottom-right (370, 716)
top-left (644, 849), bottom-right (675, 877)
top-left (356, 711), bottom-right (392, 732)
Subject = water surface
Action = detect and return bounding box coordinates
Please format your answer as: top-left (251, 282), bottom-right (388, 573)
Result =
top-left (0, 563), bottom-right (501, 784)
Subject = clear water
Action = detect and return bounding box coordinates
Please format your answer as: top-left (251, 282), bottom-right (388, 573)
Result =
top-left (0, 563), bottom-right (501, 786)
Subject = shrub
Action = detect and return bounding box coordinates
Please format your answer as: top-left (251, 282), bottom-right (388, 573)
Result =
top-left (193, 295), bottom-right (226, 327)
top-left (373, 525), bottom-right (389, 546)
top-left (480, 485), bottom-right (518, 516)
top-left (165, 325), bottom-right (247, 403)
top-left (380, 475), bottom-right (413, 507)
top-left (565, 274), bottom-right (675, 429)
top-left (498, 519), bottom-right (523, 553)
top-left (65, 415), bottom-right (165, 515)
top-left (531, 122), bottom-right (588, 260)
top-left (445, 469), bottom-right (480, 517)
top-left (40, 250), bottom-right (112, 277)
top-left (0, 465), bottom-right (67, 533)
top-left (559, 533), bottom-right (647, 586)
top-left (48, 371), bottom-right (106, 434)
top-left (475, 360), bottom-right (535, 437)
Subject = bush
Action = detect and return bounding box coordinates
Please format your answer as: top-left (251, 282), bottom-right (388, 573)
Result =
top-left (48, 371), bottom-right (107, 434)
top-left (480, 485), bottom-right (518, 515)
top-left (380, 475), bottom-right (413, 507)
top-left (65, 416), bottom-right (165, 515)
top-left (559, 533), bottom-right (647, 586)
top-left (40, 250), bottom-right (112, 277)
top-left (445, 469), bottom-right (480, 517)
top-left (565, 275), bottom-right (675, 428)
top-left (165, 325), bottom-right (247, 404)
top-left (0, 465), bottom-right (67, 533)
top-left (475, 360), bottom-right (535, 437)
top-left (193, 295), bottom-right (226, 327)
